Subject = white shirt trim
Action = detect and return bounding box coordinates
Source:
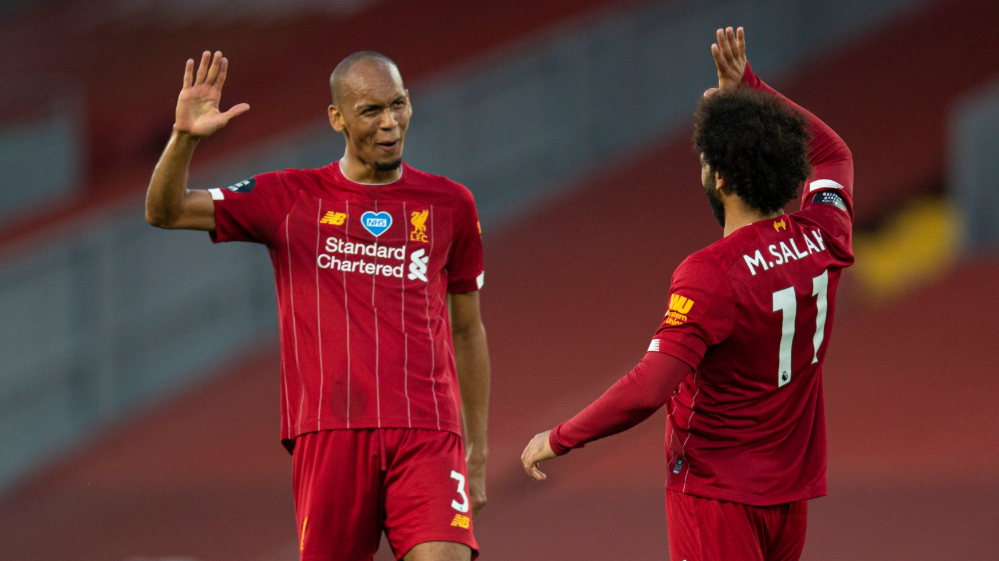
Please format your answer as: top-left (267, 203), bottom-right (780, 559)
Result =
top-left (809, 179), bottom-right (844, 193)
top-left (338, 158), bottom-right (404, 186)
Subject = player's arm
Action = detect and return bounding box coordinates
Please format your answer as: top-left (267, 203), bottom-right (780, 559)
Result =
top-left (449, 291), bottom-right (490, 517)
top-left (521, 352), bottom-right (692, 481)
top-left (711, 27), bottom-right (854, 213)
top-left (145, 51), bottom-right (249, 230)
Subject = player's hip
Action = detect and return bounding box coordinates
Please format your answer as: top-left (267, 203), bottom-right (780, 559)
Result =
top-left (666, 489), bottom-right (807, 561)
top-left (292, 427), bottom-right (477, 560)
top-left (279, 378), bottom-right (464, 439)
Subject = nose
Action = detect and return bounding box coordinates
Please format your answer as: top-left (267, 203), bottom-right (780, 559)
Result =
top-left (379, 107), bottom-right (398, 129)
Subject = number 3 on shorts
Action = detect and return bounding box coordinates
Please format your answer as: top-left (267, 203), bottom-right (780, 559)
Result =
top-left (450, 470), bottom-right (469, 513)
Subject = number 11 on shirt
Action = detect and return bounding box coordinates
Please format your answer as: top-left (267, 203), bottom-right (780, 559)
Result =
top-left (771, 270), bottom-right (829, 388)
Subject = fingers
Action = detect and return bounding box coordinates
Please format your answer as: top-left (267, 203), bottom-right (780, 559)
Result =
top-left (195, 51), bottom-right (210, 85)
top-left (205, 51), bottom-right (223, 86)
top-left (472, 494), bottom-right (486, 517)
top-left (722, 27), bottom-right (739, 65)
top-left (737, 26), bottom-right (746, 59)
top-left (521, 438), bottom-right (549, 481)
top-left (215, 57), bottom-right (229, 90)
top-left (711, 42), bottom-right (725, 71)
top-left (529, 462), bottom-right (547, 481)
top-left (220, 103), bottom-right (250, 125)
top-left (183, 59), bottom-right (194, 89)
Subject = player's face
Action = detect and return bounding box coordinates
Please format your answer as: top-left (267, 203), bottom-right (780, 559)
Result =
top-left (333, 64), bottom-right (412, 171)
top-left (701, 156), bottom-right (726, 227)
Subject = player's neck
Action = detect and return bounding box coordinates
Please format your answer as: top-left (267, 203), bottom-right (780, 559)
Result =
top-left (722, 201), bottom-right (784, 237)
top-left (339, 154), bottom-right (402, 185)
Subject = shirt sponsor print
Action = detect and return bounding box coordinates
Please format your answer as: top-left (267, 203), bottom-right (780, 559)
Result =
top-left (664, 293), bottom-right (694, 326)
top-left (317, 237), bottom-right (411, 280)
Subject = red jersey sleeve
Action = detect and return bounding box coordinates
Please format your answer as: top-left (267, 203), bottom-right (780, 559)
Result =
top-left (209, 171), bottom-right (298, 246)
top-left (741, 62), bottom-right (854, 261)
top-left (446, 185), bottom-right (485, 293)
top-left (549, 352), bottom-right (692, 455)
top-left (649, 256), bottom-right (735, 369)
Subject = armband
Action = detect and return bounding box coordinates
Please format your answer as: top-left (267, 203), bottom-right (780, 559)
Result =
top-left (224, 177), bottom-right (256, 193)
top-left (812, 190), bottom-right (847, 211)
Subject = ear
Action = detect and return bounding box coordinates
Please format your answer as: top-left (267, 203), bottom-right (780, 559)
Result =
top-left (404, 89), bottom-right (413, 119)
top-left (328, 105), bottom-right (345, 133)
top-left (714, 171), bottom-right (730, 195)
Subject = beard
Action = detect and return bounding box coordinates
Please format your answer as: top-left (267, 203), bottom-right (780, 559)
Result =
top-left (374, 158), bottom-right (403, 172)
top-left (703, 173), bottom-right (726, 228)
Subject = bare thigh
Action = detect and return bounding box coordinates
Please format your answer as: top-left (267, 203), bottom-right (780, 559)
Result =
top-left (403, 541), bottom-right (472, 561)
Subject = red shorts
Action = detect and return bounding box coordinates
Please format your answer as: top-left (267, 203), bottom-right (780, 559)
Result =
top-left (666, 490), bottom-right (807, 561)
top-left (292, 428), bottom-right (478, 560)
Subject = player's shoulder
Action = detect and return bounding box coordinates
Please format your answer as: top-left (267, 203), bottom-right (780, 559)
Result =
top-left (250, 166), bottom-right (329, 195)
top-left (266, 165), bottom-right (329, 186)
top-left (402, 163), bottom-right (476, 205)
top-left (672, 243), bottom-right (740, 292)
top-left (684, 226), bottom-right (762, 275)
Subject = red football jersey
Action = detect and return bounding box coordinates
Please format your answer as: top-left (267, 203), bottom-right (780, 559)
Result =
top-left (651, 64), bottom-right (855, 506)
top-left (209, 161), bottom-right (484, 444)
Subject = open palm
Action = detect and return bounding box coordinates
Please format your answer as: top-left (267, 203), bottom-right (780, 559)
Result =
top-left (175, 51), bottom-right (249, 138)
top-left (711, 26), bottom-right (747, 91)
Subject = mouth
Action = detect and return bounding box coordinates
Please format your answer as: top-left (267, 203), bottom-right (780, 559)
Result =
top-left (376, 139), bottom-right (400, 151)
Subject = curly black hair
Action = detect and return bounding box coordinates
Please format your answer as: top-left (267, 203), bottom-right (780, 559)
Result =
top-left (693, 88), bottom-right (812, 214)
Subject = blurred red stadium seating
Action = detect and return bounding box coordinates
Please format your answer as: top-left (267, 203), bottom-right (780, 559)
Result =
top-left (2, 0), bottom-right (998, 559)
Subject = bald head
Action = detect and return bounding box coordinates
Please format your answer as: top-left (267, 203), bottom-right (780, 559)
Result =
top-left (329, 51), bottom-right (402, 106)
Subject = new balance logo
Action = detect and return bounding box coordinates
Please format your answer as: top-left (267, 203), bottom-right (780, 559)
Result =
top-left (450, 514), bottom-right (470, 529)
top-left (669, 294), bottom-right (694, 314)
top-left (408, 248), bottom-right (429, 282)
top-left (319, 211), bottom-right (347, 225)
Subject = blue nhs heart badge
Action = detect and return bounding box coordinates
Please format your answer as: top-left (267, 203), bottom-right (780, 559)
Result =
top-left (360, 211), bottom-right (393, 237)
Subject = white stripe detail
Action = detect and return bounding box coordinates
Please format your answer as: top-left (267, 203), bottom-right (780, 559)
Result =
top-left (476, 272), bottom-right (485, 290)
top-left (402, 202), bottom-right (412, 427)
top-left (681, 372), bottom-right (699, 494)
top-left (439, 280), bottom-right (460, 417)
top-left (665, 393), bottom-right (681, 485)
top-left (275, 258), bottom-right (292, 439)
top-left (424, 205), bottom-right (440, 430)
top-left (809, 179), bottom-right (844, 193)
top-left (372, 201), bottom-right (381, 427)
top-left (315, 201), bottom-right (325, 431)
top-left (647, 339), bottom-right (660, 352)
top-left (286, 221), bottom-right (303, 434)
top-left (208, 188), bottom-right (224, 200)
top-left (343, 202), bottom-right (352, 428)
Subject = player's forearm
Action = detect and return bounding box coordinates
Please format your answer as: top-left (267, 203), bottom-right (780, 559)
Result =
top-left (145, 130), bottom-right (200, 228)
top-left (549, 352), bottom-right (691, 455)
top-left (741, 62), bottom-right (852, 177)
top-left (453, 325), bottom-right (490, 459)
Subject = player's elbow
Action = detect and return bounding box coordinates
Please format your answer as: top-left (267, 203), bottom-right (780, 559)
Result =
top-left (145, 206), bottom-right (175, 229)
top-left (452, 320), bottom-right (485, 341)
top-left (838, 143), bottom-right (853, 165)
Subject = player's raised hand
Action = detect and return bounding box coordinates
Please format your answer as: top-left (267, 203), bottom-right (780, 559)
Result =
top-left (711, 26), bottom-right (747, 92)
top-left (174, 51), bottom-right (249, 138)
top-left (521, 430), bottom-right (557, 481)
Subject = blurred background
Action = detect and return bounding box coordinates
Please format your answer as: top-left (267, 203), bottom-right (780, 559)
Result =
top-left (1, 0), bottom-right (997, 559)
